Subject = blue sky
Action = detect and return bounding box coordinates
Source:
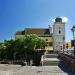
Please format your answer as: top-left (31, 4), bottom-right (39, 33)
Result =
top-left (0, 0), bottom-right (75, 42)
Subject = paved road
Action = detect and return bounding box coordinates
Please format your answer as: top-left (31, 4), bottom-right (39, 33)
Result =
top-left (0, 63), bottom-right (74, 75)
top-left (0, 66), bottom-right (67, 75)
top-left (0, 58), bottom-right (74, 75)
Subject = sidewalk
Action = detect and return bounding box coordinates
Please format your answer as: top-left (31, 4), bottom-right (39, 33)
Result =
top-left (11, 66), bottom-right (68, 75)
top-left (0, 61), bottom-right (74, 75)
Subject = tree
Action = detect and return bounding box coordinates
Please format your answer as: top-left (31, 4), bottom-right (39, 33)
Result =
top-left (24, 34), bottom-right (46, 65)
top-left (24, 34), bottom-right (45, 50)
top-left (36, 38), bottom-right (45, 49)
top-left (3, 40), bottom-right (16, 60)
top-left (0, 34), bottom-right (45, 66)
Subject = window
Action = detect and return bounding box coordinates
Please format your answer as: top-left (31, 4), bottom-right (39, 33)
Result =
top-left (59, 30), bottom-right (61, 34)
top-left (49, 42), bottom-right (53, 46)
top-left (46, 39), bottom-right (48, 41)
top-left (58, 27), bottom-right (61, 34)
top-left (45, 42), bottom-right (48, 46)
top-left (45, 42), bottom-right (53, 46)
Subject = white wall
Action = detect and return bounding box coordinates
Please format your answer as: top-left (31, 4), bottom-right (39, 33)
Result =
top-left (53, 22), bottom-right (65, 51)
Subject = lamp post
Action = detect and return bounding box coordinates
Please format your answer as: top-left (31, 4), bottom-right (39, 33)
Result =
top-left (71, 25), bottom-right (75, 55)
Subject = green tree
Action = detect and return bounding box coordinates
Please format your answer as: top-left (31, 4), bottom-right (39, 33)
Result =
top-left (23, 34), bottom-right (46, 63)
top-left (0, 34), bottom-right (45, 66)
top-left (24, 34), bottom-right (45, 50)
top-left (2, 39), bottom-right (26, 60)
top-left (3, 40), bottom-right (16, 60)
top-left (36, 38), bottom-right (45, 49)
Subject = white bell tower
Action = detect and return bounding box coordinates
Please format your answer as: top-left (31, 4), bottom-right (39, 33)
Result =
top-left (53, 17), bottom-right (66, 53)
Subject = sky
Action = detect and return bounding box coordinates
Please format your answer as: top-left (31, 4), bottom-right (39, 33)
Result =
top-left (0, 0), bottom-right (75, 42)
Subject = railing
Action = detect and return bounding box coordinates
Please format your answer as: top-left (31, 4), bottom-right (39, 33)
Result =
top-left (41, 55), bottom-right (46, 66)
top-left (40, 54), bottom-right (58, 66)
top-left (59, 53), bottom-right (75, 71)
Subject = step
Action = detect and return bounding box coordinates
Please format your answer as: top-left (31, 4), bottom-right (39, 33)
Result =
top-left (44, 58), bottom-right (59, 61)
top-left (43, 61), bottom-right (59, 66)
top-left (41, 54), bottom-right (59, 66)
top-left (42, 58), bottom-right (60, 66)
top-left (44, 54), bottom-right (58, 58)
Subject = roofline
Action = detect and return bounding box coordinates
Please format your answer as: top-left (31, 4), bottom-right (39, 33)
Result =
top-left (25, 28), bottom-right (49, 30)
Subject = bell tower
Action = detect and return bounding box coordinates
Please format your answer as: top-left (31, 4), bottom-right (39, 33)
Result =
top-left (53, 17), bottom-right (66, 53)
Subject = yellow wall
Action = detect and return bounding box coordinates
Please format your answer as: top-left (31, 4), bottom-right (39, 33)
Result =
top-left (15, 35), bottom-right (25, 40)
top-left (39, 36), bottom-right (53, 51)
top-left (16, 35), bottom-right (53, 51)
top-left (65, 42), bottom-right (71, 49)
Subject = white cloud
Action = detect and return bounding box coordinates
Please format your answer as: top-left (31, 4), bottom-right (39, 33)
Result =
top-left (50, 18), bottom-right (55, 22)
top-left (50, 16), bottom-right (68, 23)
top-left (60, 17), bottom-right (68, 23)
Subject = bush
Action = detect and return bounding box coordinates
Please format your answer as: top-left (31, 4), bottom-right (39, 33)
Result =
top-left (32, 51), bottom-right (43, 66)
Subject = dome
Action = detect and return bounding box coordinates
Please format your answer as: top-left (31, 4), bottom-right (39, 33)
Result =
top-left (73, 25), bottom-right (75, 28)
top-left (55, 17), bottom-right (62, 22)
top-left (71, 25), bottom-right (75, 32)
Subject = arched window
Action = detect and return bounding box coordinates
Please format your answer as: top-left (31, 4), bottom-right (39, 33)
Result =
top-left (58, 27), bottom-right (61, 34)
top-left (59, 30), bottom-right (61, 34)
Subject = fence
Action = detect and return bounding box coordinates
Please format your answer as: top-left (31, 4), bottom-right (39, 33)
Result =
top-left (59, 53), bottom-right (75, 71)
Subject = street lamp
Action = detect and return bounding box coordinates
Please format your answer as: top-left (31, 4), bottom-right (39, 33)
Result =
top-left (71, 25), bottom-right (75, 55)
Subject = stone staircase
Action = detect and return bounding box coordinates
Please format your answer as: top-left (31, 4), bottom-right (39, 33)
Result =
top-left (41, 54), bottom-right (60, 66)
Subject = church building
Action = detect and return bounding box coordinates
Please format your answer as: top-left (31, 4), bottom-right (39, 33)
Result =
top-left (15, 17), bottom-right (66, 53)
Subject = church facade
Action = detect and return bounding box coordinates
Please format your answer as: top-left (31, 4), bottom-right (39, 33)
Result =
top-left (15, 17), bottom-right (66, 53)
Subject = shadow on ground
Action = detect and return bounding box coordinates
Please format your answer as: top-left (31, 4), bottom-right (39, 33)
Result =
top-left (58, 60), bottom-right (75, 75)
